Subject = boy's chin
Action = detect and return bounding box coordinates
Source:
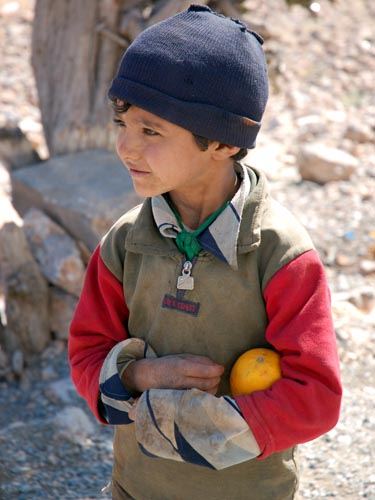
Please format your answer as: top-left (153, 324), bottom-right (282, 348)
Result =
top-left (132, 183), bottom-right (161, 198)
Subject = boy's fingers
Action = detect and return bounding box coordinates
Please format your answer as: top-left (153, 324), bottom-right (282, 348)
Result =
top-left (181, 355), bottom-right (224, 370)
top-left (206, 385), bottom-right (220, 395)
top-left (145, 356), bottom-right (224, 391)
top-left (179, 354), bottom-right (217, 364)
top-left (178, 357), bottom-right (224, 378)
top-left (182, 376), bottom-right (221, 392)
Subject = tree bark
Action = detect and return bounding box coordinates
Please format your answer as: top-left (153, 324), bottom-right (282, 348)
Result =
top-left (32, 0), bottom-right (125, 156)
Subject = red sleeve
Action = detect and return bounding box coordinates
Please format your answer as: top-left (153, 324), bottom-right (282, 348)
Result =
top-left (235, 249), bottom-right (342, 459)
top-left (68, 245), bottom-right (129, 423)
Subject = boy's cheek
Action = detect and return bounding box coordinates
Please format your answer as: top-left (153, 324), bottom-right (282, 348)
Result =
top-left (116, 136), bottom-right (126, 162)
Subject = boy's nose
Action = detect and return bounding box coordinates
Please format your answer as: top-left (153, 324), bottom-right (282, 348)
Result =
top-left (117, 131), bottom-right (143, 161)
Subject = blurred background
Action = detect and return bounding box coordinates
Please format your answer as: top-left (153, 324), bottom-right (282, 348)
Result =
top-left (0, 0), bottom-right (374, 498)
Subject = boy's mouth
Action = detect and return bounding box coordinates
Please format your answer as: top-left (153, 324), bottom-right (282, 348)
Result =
top-left (126, 162), bottom-right (151, 177)
top-left (129, 169), bottom-right (151, 178)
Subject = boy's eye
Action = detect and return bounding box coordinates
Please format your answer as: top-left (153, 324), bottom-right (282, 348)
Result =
top-left (112, 119), bottom-right (159, 137)
top-left (143, 128), bottom-right (159, 136)
top-left (113, 118), bottom-right (125, 127)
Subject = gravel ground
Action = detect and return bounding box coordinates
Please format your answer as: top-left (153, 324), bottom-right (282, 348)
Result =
top-left (0, 342), bottom-right (114, 500)
top-left (0, 0), bottom-right (374, 499)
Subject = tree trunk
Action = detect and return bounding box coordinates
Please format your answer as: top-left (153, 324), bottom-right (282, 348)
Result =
top-left (32, 0), bottom-right (125, 156)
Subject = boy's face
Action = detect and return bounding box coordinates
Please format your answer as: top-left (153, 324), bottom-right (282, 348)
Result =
top-left (114, 105), bottom-right (216, 198)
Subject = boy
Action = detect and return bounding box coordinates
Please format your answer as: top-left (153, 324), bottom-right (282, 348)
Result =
top-left (69, 5), bottom-right (342, 499)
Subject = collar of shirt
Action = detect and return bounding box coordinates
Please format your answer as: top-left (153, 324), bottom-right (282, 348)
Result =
top-left (151, 162), bottom-right (251, 270)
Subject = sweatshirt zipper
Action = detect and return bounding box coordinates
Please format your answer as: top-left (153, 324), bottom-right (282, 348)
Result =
top-left (176, 258), bottom-right (195, 290)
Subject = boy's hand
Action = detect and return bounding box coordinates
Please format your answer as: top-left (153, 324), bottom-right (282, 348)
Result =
top-left (122, 354), bottom-right (224, 395)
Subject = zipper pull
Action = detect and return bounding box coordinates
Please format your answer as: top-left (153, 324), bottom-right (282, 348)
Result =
top-left (177, 260), bottom-right (194, 290)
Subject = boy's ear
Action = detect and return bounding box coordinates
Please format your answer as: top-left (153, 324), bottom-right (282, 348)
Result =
top-left (209, 141), bottom-right (241, 160)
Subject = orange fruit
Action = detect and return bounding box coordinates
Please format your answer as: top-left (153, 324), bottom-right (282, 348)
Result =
top-left (230, 348), bottom-right (281, 396)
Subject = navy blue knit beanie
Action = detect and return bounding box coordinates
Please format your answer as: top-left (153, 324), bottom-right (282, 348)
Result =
top-left (108, 4), bottom-right (269, 149)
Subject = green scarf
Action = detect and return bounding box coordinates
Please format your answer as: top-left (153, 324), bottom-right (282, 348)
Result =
top-left (167, 197), bottom-right (229, 261)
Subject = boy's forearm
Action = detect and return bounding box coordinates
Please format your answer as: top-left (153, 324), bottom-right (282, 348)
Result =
top-left (100, 337), bottom-right (261, 470)
top-left (120, 356), bottom-right (223, 394)
top-left (120, 358), bottom-right (149, 393)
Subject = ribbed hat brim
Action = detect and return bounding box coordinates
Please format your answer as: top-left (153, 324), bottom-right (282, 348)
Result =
top-left (109, 77), bottom-right (260, 149)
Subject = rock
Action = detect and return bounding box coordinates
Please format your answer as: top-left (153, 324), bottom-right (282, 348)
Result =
top-left (76, 239), bottom-right (91, 266)
top-left (47, 454), bottom-right (58, 466)
top-left (368, 243), bottom-right (375, 260)
top-left (0, 290), bottom-right (6, 330)
top-left (23, 208), bottom-right (85, 297)
top-left (246, 138), bottom-right (286, 180)
top-left (0, 346), bottom-right (8, 367)
top-left (0, 198), bottom-right (50, 355)
top-left (0, 124), bottom-right (40, 168)
top-left (14, 450), bottom-right (27, 463)
top-left (0, 159), bottom-right (11, 197)
top-left (0, 2), bottom-right (20, 16)
top-left (348, 287), bottom-right (375, 313)
top-left (40, 365), bottom-right (58, 381)
top-left (337, 434), bottom-right (353, 446)
top-left (41, 339), bottom-right (66, 360)
top-left (296, 114), bottom-right (327, 140)
top-left (297, 144), bottom-right (359, 184)
top-left (335, 253), bottom-right (356, 268)
top-left (0, 346), bottom-right (9, 377)
top-left (11, 350), bottom-right (24, 376)
top-left (48, 377), bottom-right (76, 404)
top-left (344, 123), bottom-right (373, 143)
top-left (11, 149), bottom-right (142, 251)
top-left (359, 259), bottom-right (375, 275)
top-left (55, 406), bottom-right (94, 444)
top-left (43, 386), bottom-right (61, 405)
top-left (347, 326), bottom-right (371, 345)
top-left (19, 370), bottom-right (31, 391)
top-left (49, 287), bottom-right (78, 340)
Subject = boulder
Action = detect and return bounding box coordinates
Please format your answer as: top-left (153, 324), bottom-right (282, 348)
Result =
top-left (11, 349), bottom-right (24, 377)
top-left (0, 159), bottom-right (11, 197)
top-left (23, 208), bottom-right (85, 297)
top-left (297, 144), bottom-right (359, 184)
top-left (47, 377), bottom-right (76, 404)
top-left (55, 406), bottom-right (95, 444)
top-left (49, 287), bottom-right (78, 340)
top-left (11, 149), bottom-right (142, 250)
top-left (0, 199), bottom-right (50, 355)
top-left (296, 114), bottom-right (327, 141)
top-left (344, 123), bottom-right (373, 144)
top-left (359, 259), bottom-right (375, 276)
top-left (246, 138), bottom-right (286, 180)
top-left (0, 124), bottom-right (40, 169)
top-left (348, 287), bottom-right (375, 313)
top-left (0, 345), bottom-right (10, 378)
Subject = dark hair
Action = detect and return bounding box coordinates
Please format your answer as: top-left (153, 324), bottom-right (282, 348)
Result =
top-left (110, 98), bottom-right (248, 162)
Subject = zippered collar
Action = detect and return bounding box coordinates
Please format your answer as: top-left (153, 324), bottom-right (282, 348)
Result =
top-left (125, 164), bottom-right (268, 265)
